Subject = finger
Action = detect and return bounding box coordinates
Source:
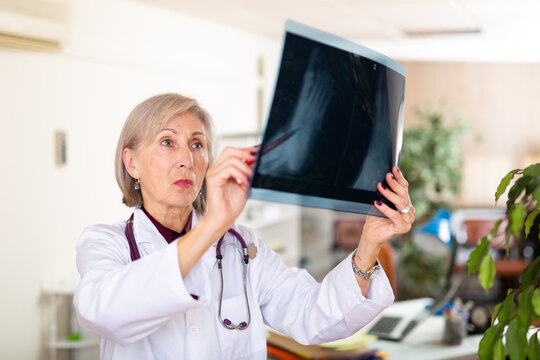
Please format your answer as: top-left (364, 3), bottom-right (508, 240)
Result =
top-left (396, 204), bottom-right (416, 224)
top-left (408, 209), bottom-right (416, 223)
top-left (389, 171), bottom-right (415, 218)
top-left (380, 176), bottom-right (415, 219)
top-left (249, 144), bottom-right (260, 154)
top-left (385, 172), bottom-right (408, 197)
top-left (213, 167), bottom-right (249, 187)
top-left (399, 206), bottom-right (416, 223)
top-left (374, 200), bottom-right (413, 232)
top-left (209, 161), bottom-right (251, 186)
top-left (392, 166), bottom-right (409, 190)
top-left (212, 148), bottom-right (254, 169)
top-left (375, 199), bottom-right (415, 224)
top-left (211, 157), bottom-right (253, 179)
top-left (221, 145), bottom-right (258, 159)
top-left (374, 200), bottom-right (402, 223)
top-left (245, 145), bottom-right (260, 164)
top-left (219, 147), bottom-right (257, 168)
top-left (377, 182), bottom-right (409, 211)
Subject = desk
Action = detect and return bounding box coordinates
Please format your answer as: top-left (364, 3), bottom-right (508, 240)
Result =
top-left (267, 316), bottom-right (482, 360)
top-left (369, 316), bottom-right (482, 360)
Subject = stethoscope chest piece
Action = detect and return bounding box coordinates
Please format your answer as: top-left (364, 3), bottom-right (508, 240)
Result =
top-left (248, 243), bottom-right (258, 260)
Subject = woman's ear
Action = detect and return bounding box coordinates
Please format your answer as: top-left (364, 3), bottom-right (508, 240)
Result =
top-left (123, 148), bottom-right (139, 179)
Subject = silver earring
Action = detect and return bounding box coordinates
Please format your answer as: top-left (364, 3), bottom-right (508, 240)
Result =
top-left (199, 190), bottom-right (203, 196)
top-left (134, 178), bottom-right (140, 190)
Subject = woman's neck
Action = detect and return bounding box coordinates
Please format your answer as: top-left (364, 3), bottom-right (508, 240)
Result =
top-left (142, 202), bottom-right (193, 233)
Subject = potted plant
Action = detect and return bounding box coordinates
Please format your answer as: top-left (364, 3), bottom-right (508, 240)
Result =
top-left (400, 106), bottom-right (467, 221)
top-left (398, 106), bottom-right (467, 299)
top-left (467, 163), bottom-right (540, 360)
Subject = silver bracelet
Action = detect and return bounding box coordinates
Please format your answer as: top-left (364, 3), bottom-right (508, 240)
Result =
top-left (351, 250), bottom-right (381, 280)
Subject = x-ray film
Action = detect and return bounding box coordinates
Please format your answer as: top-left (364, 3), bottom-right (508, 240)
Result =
top-left (249, 21), bottom-right (406, 217)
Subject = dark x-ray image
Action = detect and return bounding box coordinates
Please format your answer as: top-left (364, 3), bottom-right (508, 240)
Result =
top-left (251, 28), bottom-right (405, 215)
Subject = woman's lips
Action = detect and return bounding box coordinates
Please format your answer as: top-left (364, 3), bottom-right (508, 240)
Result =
top-left (173, 179), bottom-right (194, 188)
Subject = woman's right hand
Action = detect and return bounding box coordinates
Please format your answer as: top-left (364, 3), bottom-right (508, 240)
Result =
top-left (202, 145), bottom-right (258, 235)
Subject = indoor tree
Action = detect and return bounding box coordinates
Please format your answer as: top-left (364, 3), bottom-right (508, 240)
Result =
top-left (467, 163), bottom-right (540, 360)
top-left (398, 106), bottom-right (467, 299)
top-left (400, 107), bottom-right (467, 221)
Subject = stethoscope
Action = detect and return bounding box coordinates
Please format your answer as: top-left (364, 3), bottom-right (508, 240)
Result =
top-left (125, 214), bottom-right (251, 331)
top-left (216, 228), bottom-right (251, 330)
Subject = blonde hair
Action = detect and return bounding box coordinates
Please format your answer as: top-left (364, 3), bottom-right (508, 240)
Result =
top-left (115, 93), bottom-right (214, 213)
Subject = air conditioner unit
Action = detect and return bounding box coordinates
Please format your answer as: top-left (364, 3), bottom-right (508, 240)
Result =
top-left (0, 0), bottom-right (70, 52)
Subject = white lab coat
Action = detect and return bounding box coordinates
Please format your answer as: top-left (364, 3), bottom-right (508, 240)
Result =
top-left (74, 208), bottom-right (394, 360)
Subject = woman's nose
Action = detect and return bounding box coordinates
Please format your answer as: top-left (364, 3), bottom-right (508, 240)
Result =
top-left (175, 146), bottom-right (194, 169)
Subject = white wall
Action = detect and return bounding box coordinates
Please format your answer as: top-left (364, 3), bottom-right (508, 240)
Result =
top-left (0, 0), bottom-right (275, 358)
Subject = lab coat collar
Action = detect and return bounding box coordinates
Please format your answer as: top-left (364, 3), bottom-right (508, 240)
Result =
top-left (130, 208), bottom-right (236, 273)
top-left (131, 207), bottom-right (196, 246)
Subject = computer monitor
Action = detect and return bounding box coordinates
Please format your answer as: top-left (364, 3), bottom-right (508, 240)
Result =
top-left (249, 21), bottom-right (406, 217)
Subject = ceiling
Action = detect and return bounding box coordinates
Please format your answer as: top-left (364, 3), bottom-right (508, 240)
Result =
top-left (137, 0), bottom-right (540, 41)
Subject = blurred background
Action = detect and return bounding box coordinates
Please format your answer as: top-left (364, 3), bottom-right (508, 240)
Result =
top-left (1, 0), bottom-right (539, 358)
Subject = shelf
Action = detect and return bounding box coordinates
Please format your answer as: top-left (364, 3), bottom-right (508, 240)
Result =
top-left (47, 338), bottom-right (98, 349)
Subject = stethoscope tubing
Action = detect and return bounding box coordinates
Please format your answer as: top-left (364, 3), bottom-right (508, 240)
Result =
top-left (216, 230), bottom-right (252, 330)
top-left (124, 213), bottom-right (251, 331)
top-left (217, 261), bottom-right (251, 330)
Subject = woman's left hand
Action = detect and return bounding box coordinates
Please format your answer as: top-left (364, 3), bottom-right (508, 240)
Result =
top-left (362, 166), bottom-right (415, 245)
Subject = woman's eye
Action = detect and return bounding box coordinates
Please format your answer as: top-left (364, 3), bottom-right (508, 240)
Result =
top-left (192, 142), bottom-right (203, 149)
top-left (161, 139), bottom-right (172, 147)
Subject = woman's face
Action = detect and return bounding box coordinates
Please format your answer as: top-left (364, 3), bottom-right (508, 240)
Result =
top-left (128, 112), bottom-right (209, 211)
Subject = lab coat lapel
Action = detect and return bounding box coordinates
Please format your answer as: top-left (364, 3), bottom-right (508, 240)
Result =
top-left (131, 208), bottom-right (218, 271)
top-left (132, 207), bottom-right (166, 249)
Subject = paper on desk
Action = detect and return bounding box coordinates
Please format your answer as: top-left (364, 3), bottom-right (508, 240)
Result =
top-left (266, 327), bottom-right (376, 358)
top-left (318, 331), bottom-right (378, 350)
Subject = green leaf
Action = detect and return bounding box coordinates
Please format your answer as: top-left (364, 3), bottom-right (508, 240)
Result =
top-left (528, 332), bottom-right (540, 360)
top-left (521, 257), bottom-right (540, 288)
top-left (478, 323), bottom-right (503, 360)
top-left (534, 187), bottom-right (540, 208)
top-left (506, 175), bottom-right (533, 208)
top-left (505, 224), bottom-right (513, 256)
top-left (533, 289), bottom-right (540, 317)
top-left (490, 218), bottom-right (503, 238)
top-left (491, 303), bottom-right (502, 325)
top-left (496, 291), bottom-right (516, 324)
top-left (493, 337), bottom-right (506, 360)
top-left (467, 236), bottom-right (490, 276)
top-left (479, 254), bottom-right (496, 293)
top-left (495, 169), bottom-right (520, 202)
top-left (506, 318), bottom-right (528, 360)
top-left (510, 202), bottom-right (527, 238)
top-left (517, 285), bottom-right (534, 326)
top-left (525, 209), bottom-right (539, 238)
top-left (523, 163), bottom-right (540, 177)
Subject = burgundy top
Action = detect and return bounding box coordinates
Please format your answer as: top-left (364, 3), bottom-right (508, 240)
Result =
top-left (141, 207), bottom-right (192, 243)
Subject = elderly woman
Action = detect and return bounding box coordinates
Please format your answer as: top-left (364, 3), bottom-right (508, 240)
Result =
top-left (74, 93), bottom-right (415, 360)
